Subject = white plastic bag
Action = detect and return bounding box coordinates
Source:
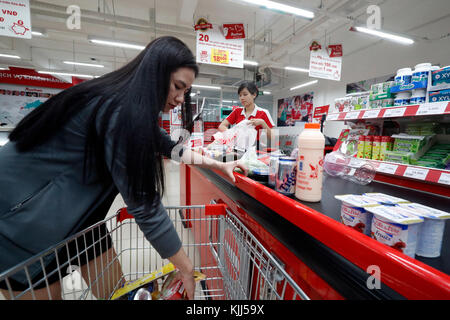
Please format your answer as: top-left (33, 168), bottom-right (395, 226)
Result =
top-left (212, 120), bottom-right (257, 152)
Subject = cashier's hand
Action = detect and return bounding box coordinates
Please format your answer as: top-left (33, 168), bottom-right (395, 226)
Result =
top-left (249, 118), bottom-right (265, 127)
top-left (220, 160), bottom-right (248, 183)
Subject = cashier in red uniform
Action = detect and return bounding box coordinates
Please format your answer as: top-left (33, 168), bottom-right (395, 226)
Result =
top-left (218, 81), bottom-right (275, 142)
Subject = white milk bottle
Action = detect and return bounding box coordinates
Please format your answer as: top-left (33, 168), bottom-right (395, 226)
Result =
top-left (295, 123), bottom-right (325, 202)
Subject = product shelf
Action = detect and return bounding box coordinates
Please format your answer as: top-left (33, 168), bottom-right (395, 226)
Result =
top-left (326, 101), bottom-right (450, 121)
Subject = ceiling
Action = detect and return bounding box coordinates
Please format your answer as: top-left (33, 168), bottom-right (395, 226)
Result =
top-left (0, 0), bottom-right (449, 93)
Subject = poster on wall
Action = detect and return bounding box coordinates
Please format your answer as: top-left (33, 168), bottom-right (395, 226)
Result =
top-left (196, 25), bottom-right (244, 68)
top-left (0, 0), bottom-right (32, 39)
top-left (277, 92), bottom-right (314, 126)
top-left (0, 84), bottom-right (60, 127)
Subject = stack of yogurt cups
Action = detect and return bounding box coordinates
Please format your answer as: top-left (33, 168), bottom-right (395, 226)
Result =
top-left (335, 192), bottom-right (449, 258)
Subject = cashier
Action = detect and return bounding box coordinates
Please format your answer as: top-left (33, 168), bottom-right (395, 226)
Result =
top-left (218, 82), bottom-right (275, 143)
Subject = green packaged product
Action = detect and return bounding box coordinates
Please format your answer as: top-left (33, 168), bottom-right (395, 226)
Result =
top-left (416, 160), bottom-right (443, 168)
top-left (392, 134), bottom-right (426, 153)
top-left (384, 151), bottom-right (412, 164)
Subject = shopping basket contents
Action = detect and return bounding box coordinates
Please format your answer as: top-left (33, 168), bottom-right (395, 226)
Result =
top-left (0, 205), bottom-right (308, 300)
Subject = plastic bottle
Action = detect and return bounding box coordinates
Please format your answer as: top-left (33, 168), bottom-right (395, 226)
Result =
top-left (412, 63), bottom-right (432, 86)
top-left (295, 123), bottom-right (325, 202)
top-left (395, 68), bottom-right (412, 86)
top-left (410, 89), bottom-right (426, 104)
top-left (394, 91), bottom-right (411, 106)
top-left (323, 152), bottom-right (376, 185)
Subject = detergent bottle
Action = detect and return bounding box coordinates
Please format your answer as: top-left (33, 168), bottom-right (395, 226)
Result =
top-left (295, 123), bottom-right (325, 202)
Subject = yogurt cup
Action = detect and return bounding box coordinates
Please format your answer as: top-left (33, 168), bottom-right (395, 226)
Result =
top-left (370, 214), bottom-right (421, 258)
top-left (335, 194), bottom-right (380, 235)
top-left (365, 205), bottom-right (424, 257)
top-left (397, 203), bottom-right (450, 258)
top-left (363, 193), bottom-right (410, 205)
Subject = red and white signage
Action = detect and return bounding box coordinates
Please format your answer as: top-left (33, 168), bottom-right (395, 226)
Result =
top-left (327, 44), bottom-right (343, 58)
top-left (0, 67), bottom-right (73, 89)
top-left (221, 23), bottom-right (245, 39)
top-left (326, 102), bottom-right (450, 121)
top-left (196, 25), bottom-right (244, 68)
top-left (313, 105), bottom-right (330, 119)
top-left (0, 0), bottom-right (31, 39)
top-left (309, 48), bottom-right (342, 81)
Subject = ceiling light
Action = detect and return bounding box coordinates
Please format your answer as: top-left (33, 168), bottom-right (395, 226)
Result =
top-left (63, 61), bottom-right (104, 68)
top-left (236, 0), bottom-right (314, 19)
top-left (285, 66), bottom-right (309, 73)
top-left (38, 71), bottom-right (94, 79)
top-left (263, 91), bottom-right (272, 95)
top-left (88, 37), bottom-right (146, 50)
top-left (31, 31), bottom-right (44, 36)
top-left (353, 26), bottom-right (414, 45)
top-left (0, 54), bottom-right (21, 59)
top-left (244, 60), bottom-right (258, 66)
top-left (192, 84), bottom-right (221, 90)
top-left (290, 80), bottom-right (318, 91)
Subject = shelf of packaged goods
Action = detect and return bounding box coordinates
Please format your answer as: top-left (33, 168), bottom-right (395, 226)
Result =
top-left (326, 101), bottom-right (450, 121)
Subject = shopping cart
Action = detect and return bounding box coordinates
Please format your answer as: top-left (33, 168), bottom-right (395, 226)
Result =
top-left (0, 204), bottom-right (309, 300)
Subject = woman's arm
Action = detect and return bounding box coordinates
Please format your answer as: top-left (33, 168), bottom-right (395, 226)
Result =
top-left (218, 119), bottom-right (230, 132)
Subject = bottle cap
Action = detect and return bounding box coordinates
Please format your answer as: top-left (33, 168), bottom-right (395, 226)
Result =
top-left (304, 123), bottom-right (320, 129)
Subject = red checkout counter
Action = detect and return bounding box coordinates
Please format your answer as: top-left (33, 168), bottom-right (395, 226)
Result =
top-left (180, 163), bottom-right (450, 300)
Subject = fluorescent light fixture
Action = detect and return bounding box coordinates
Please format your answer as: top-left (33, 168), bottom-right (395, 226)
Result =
top-left (0, 54), bottom-right (20, 59)
top-left (354, 26), bottom-right (414, 45)
top-left (32, 31), bottom-right (44, 36)
top-left (192, 84), bottom-right (221, 90)
top-left (290, 79), bottom-right (318, 91)
top-left (63, 61), bottom-right (104, 68)
top-left (38, 70), bottom-right (94, 79)
top-left (285, 66), bottom-right (309, 73)
top-left (236, 0), bottom-right (314, 19)
top-left (263, 91), bottom-right (272, 95)
top-left (222, 100), bottom-right (234, 103)
top-left (88, 38), bottom-right (146, 50)
top-left (244, 60), bottom-right (258, 66)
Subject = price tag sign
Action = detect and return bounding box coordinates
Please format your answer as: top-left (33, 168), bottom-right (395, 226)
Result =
top-left (377, 163), bottom-right (398, 175)
top-left (416, 102), bottom-right (447, 116)
top-left (345, 111), bottom-right (360, 120)
top-left (362, 109), bottom-right (380, 119)
top-left (383, 107), bottom-right (406, 118)
top-left (438, 173), bottom-right (450, 185)
top-left (326, 113), bottom-right (339, 121)
top-left (404, 166), bottom-right (429, 180)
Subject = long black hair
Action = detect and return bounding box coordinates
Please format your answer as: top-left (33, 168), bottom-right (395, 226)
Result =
top-left (9, 36), bottom-right (199, 206)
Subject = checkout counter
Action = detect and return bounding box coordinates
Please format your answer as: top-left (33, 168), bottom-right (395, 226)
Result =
top-left (180, 160), bottom-right (450, 299)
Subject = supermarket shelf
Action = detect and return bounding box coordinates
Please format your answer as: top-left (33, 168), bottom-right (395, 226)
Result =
top-left (326, 101), bottom-right (450, 121)
top-left (366, 159), bottom-right (450, 197)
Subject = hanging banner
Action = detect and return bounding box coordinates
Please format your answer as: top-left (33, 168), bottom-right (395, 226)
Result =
top-left (0, 0), bottom-right (31, 39)
top-left (196, 26), bottom-right (244, 68)
top-left (309, 48), bottom-right (342, 81)
top-left (0, 67), bottom-right (73, 89)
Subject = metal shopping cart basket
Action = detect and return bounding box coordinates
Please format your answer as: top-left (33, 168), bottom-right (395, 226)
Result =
top-left (0, 204), bottom-right (309, 300)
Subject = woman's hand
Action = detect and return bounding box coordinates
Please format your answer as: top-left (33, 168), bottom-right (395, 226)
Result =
top-left (220, 160), bottom-right (248, 183)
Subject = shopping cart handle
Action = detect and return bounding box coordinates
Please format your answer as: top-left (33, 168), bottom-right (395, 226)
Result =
top-left (116, 207), bottom-right (133, 223)
top-left (204, 203), bottom-right (227, 216)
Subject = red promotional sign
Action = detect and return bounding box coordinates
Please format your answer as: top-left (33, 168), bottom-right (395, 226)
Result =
top-left (328, 44), bottom-right (343, 58)
top-left (221, 23), bottom-right (245, 39)
top-left (309, 40), bottom-right (322, 51)
top-left (0, 67), bottom-right (73, 89)
top-left (313, 105), bottom-right (330, 119)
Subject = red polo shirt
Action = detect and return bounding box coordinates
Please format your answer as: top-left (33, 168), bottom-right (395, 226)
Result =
top-left (226, 104), bottom-right (275, 140)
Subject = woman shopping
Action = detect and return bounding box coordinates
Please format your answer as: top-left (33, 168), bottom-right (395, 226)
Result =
top-left (218, 82), bottom-right (275, 145)
top-left (0, 36), bottom-right (247, 300)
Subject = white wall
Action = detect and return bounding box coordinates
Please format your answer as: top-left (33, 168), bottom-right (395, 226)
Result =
top-left (271, 36), bottom-right (450, 139)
